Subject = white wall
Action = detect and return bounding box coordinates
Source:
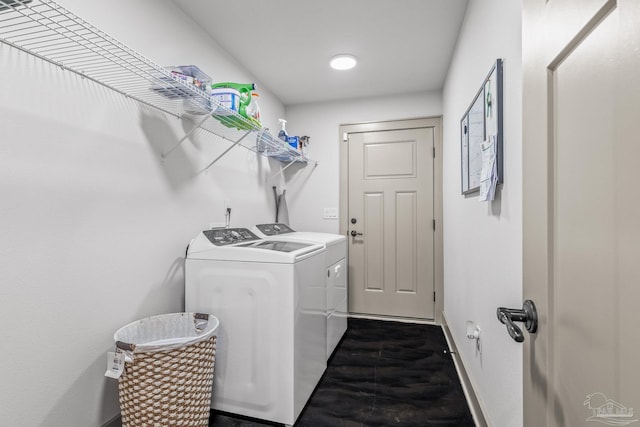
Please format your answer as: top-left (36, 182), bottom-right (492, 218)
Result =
top-left (284, 91), bottom-right (442, 233)
top-left (0, 1), bottom-right (289, 425)
top-left (442, 1), bottom-right (523, 426)
top-left (0, 0), bottom-right (523, 424)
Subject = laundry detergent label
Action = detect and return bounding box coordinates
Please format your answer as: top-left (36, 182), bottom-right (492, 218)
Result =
top-left (104, 351), bottom-right (125, 379)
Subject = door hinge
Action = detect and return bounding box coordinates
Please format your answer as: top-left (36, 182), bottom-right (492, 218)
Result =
top-left (343, 132), bottom-right (349, 142)
top-left (433, 147), bottom-right (436, 158)
top-left (433, 291), bottom-right (436, 302)
top-left (432, 219), bottom-right (436, 231)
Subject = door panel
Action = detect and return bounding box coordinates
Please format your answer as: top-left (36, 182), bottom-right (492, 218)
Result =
top-left (348, 128), bottom-right (434, 319)
top-left (396, 191), bottom-right (417, 293)
top-left (523, 0), bottom-right (640, 425)
top-left (364, 192), bottom-right (384, 291)
top-left (364, 140), bottom-right (417, 178)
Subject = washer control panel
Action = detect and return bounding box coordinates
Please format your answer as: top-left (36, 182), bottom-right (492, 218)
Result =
top-left (255, 223), bottom-right (295, 236)
top-left (203, 228), bottom-right (260, 246)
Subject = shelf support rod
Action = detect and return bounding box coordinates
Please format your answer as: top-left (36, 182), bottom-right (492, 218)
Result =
top-left (198, 130), bottom-right (253, 173)
top-left (162, 113), bottom-right (214, 159)
top-left (270, 158), bottom-right (299, 180)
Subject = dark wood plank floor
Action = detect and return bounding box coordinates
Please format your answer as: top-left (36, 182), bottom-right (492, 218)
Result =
top-left (209, 318), bottom-right (475, 427)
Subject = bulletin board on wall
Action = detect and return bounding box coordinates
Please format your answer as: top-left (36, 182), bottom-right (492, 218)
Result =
top-left (460, 59), bottom-right (503, 195)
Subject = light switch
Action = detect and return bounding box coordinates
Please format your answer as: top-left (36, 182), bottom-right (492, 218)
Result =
top-left (323, 208), bottom-right (338, 219)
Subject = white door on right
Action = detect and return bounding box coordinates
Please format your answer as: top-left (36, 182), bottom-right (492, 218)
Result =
top-left (522, 0), bottom-right (640, 426)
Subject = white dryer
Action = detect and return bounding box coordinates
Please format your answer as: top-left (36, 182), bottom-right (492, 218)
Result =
top-left (185, 228), bottom-right (326, 426)
top-left (253, 223), bottom-right (348, 359)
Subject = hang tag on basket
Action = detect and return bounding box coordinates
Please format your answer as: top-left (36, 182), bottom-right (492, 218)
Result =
top-left (104, 351), bottom-right (125, 379)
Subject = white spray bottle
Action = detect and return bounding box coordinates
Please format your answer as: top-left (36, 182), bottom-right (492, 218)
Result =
top-left (278, 119), bottom-right (288, 142)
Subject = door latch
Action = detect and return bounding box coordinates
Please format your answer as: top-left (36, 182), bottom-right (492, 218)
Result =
top-left (497, 300), bottom-right (538, 343)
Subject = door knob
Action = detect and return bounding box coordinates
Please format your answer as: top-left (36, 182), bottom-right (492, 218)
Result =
top-left (350, 230), bottom-right (363, 237)
top-left (497, 300), bottom-right (538, 343)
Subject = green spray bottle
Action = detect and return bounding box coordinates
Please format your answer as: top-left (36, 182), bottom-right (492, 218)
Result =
top-left (211, 82), bottom-right (256, 119)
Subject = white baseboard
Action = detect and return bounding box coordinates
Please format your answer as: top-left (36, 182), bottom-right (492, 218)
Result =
top-left (441, 311), bottom-right (490, 427)
top-left (349, 312), bottom-right (436, 325)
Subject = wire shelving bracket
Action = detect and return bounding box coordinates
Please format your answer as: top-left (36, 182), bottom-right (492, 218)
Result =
top-left (0, 0), bottom-right (316, 167)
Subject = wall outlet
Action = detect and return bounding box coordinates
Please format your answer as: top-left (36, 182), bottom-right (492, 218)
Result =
top-left (466, 321), bottom-right (481, 340)
top-left (323, 207), bottom-right (338, 219)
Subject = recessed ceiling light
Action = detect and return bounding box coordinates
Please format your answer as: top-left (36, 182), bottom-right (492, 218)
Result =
top-left (330, 54), bottom-right (357, 71)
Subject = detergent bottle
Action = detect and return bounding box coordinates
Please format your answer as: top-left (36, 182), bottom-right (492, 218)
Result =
top-left (211, 82), bottom-right (256, 118)
top-left (246, 91), bottom-right (261, 124)
top-left (286, 135), bottom-right (299, 150)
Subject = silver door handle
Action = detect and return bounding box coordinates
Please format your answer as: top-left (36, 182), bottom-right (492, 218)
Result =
top-left (497, 300), bottom-right (538, 343)
top-left (350, 230), bottom-right (363, 237)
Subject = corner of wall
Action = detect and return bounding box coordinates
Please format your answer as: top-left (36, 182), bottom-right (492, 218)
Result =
top-left (102, 415), bottom-right (121, 427)
top-left (441, 312), bottom-right (490, 427)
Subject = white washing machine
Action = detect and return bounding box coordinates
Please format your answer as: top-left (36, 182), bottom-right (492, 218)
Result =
top-left (253, 223), bottom-right (348, 359)
top-left (185, 228), bottom-right (327, 426)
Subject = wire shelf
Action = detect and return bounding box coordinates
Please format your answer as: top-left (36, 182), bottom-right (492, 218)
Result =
top-left (0, 0), bottom-right (313, 166)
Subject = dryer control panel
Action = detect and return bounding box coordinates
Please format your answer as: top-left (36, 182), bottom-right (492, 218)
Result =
top-left (203, 228), bottom-right (260, 246)
top-left (255, 223), bottom-right (295, 236)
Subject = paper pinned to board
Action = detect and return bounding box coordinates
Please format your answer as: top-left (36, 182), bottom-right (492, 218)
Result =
top-left (479, 135), bottom-right (498, 202)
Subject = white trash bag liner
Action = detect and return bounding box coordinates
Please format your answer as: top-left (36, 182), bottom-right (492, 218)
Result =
top-left (114, 312), bottom-right (218, 354)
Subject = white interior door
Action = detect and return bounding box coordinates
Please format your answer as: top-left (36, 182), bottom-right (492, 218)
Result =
top-left (522, 0), bottom-right (640, 425)
top-left (347, 126), bottom-right (434, 320)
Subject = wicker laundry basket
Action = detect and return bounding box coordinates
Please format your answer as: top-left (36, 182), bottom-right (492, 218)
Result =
top-left (113, 312), bottom-right (219, 427)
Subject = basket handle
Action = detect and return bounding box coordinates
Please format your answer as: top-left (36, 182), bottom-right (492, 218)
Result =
top-left (116, 341), bottom-right (136, 352)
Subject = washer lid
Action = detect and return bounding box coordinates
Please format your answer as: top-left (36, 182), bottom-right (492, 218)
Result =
top-left (187, 229), bottom-right (325, 263)
top-left (237, 240), bottom-right (311, 253)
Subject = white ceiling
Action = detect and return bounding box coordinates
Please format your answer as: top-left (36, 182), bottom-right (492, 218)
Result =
top-left (171, 0), bottom-right (469, 106)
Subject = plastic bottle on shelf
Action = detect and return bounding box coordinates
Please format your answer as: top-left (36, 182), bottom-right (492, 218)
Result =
top-left (278, 119), bottom-right (288, 142)
top-left (286, 135), bottom-right (299, 151)
top-left (246, 92), bottom-right (261, 124)
top-left (299, 136), bottom-right (310, 156)
top-left (256, 127), bottom-right (269, 153)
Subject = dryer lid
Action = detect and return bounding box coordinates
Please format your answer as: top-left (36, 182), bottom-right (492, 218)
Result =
top-left (254, 223), bottom-right (295, 236)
